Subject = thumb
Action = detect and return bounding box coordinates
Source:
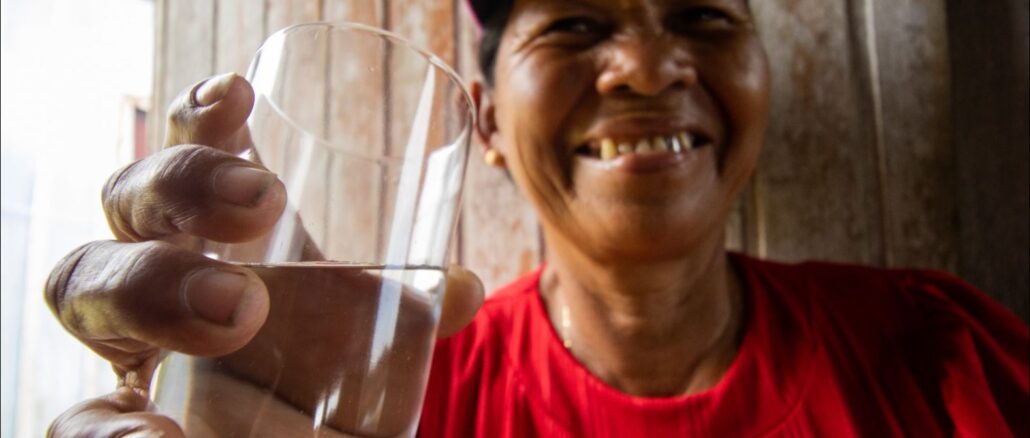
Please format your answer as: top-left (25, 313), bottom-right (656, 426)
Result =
top-left (437, 265), bottom-right (485, 338)
top-left (48, 388), bottom-right (184, 438)
top-left (165, 72), bottom-right (255, 154)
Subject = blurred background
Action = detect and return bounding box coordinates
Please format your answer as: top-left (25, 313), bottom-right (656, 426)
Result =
top-left (1, 0), bottom-right (1027, 436)
top-left (2, 0), bottom-right (152, 436)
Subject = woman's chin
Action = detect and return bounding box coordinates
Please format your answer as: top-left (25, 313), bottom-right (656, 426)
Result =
top-left (581, 222), bottom-right (722, 264)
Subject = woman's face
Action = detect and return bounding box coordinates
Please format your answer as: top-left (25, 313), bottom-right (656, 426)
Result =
top-left (481, 0), bottom-right (769, 263)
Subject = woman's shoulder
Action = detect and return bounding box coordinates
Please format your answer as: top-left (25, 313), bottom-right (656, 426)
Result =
top-left (735, 252), bottom-right (1024, 332)
top-left (735, 253), bottom-right (1027, 382)
top-left (738, 254), bottom-right (1028, 435)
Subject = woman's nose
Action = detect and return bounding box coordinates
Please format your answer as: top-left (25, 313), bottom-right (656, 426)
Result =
top-left (595, 35), bottom-right (698, 96)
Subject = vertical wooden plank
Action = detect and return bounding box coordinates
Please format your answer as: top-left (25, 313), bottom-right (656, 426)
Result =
top-left (742, 182), bottom-right (767, 257)
top-left (388, 0), bottom-right (454, 67)
top-left (321, 2), bottom-right (387, 262)
top-left (724, 198), bottom-right (745, 252)
top-left (322, 1), bottom-right (382, 27)
top-left (264, 1), bottom-right (331, 248)
top-left (147, 0), bottom-right (167, 152)
top-left (262, 0), bottom-right (326, 134)
top-left (749, 0), bottom-right (885, 265)
top-left (870, 0), bottom-right (957, 270)
top-left (265, 0), bottom-right (321, 34)
top-left (150, 0), bottom-right (216, 149)
top-left (947, 0), bottom-right (1029, 321)
top-left (215, 0), bottom-right (266, 75)
top-left (382, 0), bottom-right (455, 266)
top-left (453, 3), bottom-right (542, 293)
top-left (387, 0), bottom-right (456, 161)
top-left (729, 182), bottom-right (763, 256)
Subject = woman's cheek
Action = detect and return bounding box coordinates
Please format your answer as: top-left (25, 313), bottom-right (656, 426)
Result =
top-left (500, 64), bottom-right (596, 233)
top-left (705, 40), bottom-right (769, 184)
top-left (734, 43), bottom-right (771, 128)
top-left (507, 57), bottom-right (592, 169)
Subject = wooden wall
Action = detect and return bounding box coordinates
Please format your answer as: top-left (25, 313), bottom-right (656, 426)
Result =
top-left (150, 0), bottom-right (1028, 322)
top-left (945, 0), bottom-right (1029, 322)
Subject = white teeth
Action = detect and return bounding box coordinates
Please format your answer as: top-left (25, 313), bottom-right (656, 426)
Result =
top-left (617, 142), bottom-right (633, 154)
top-left (600, 138), bottom-right (617, 160)
top-left (635, 139), bottom-right (652, 153)
top-left (669, 136), bottom-right (683, 152)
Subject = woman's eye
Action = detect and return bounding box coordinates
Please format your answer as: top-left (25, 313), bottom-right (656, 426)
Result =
top-left (543, 17), bottom-right (607, 35)
top-left (671, 7), bottom-right (735, 31)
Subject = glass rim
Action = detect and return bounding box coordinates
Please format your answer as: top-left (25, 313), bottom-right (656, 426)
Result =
top-left (247, 20), bottom-right (476, 150)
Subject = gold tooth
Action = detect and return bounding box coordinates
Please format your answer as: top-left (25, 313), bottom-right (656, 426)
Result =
top-left (653, 136), bottom-right (669, 152)
top-left (617, 142), bottom-right (633, 154)
top-left (635, 139), bottom-right (652, 153)
top-left (677, 132), bottom-right (693, 150)
top-left (600, 138), bottom-right (617, 160)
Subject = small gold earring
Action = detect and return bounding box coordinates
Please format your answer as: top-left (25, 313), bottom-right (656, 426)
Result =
top-left (484, 149), bottom-right (506, 167)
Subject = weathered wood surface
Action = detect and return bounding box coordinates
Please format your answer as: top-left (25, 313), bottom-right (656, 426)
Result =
top-left (323, 3), bottom-right (386, 262)
top-left (151, 0), bottom-right (1028, 321)
top-left (151, 0), bottom-right (215, 148)
top-left (869, 0), bottom-right (956, 270)
top-left (215, 0), bottom-right (265, 75)
top-left (751, 0), bottom-right (886, 265)
top-left (946, 0), bottom-right (1029, 321)
top-left (750, 0), bottom-right (959, 270)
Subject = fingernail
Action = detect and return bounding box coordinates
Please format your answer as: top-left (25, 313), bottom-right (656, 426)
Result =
top-left (193, 72), bottom-right (237, 106)
top-left (183, 269), bottom-right (251, 325)
top-left (121, 430), bottom-right (159, 436)
top-left (213, 165), bottom-right (274, 207)
top-left (123, 431), bottom-right (163, 438)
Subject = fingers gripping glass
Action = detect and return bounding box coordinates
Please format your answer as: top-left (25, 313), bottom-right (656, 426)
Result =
top-left (152, 22), bottom-right (473, 437)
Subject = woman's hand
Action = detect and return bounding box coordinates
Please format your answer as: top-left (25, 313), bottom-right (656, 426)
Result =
top-left (44, 73), bottom-right (484, 437)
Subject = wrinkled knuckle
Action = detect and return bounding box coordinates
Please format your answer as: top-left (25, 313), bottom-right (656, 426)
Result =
top-left (133, 238), bottom-right (178, 261)
top-left (150, 145), bottom-right (217, 199)
top-left (45, 242), bottom-right (93, 315)
top-left (102, 160), bottom-right (146, 241)
top-left (45, 241), bottom-right (115, 334)
top-left (127, 239), bottom-right (184, 284)
top-left (117, 145), bottom-right (219, 239)
top-left (163, 144), bottom-right (216, 174)
top-left (166, 89), bottom-right (196, 132)
top-left (106, 240), bottom-right (181, 316)
top-left (125, 240), bottom-right (179, 282)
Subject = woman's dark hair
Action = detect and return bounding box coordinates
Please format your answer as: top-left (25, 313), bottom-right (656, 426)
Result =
top-left (476, 2), bottom-right (513, 87)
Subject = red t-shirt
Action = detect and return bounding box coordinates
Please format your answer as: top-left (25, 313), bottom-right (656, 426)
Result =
top-left (418, 254), bottom-right (1028, 437)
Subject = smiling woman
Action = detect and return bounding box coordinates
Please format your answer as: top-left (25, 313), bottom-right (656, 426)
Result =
top-left (40, 0), bottom-right (1029, 436)
top-left (479, 0), bottom-right (767, 267)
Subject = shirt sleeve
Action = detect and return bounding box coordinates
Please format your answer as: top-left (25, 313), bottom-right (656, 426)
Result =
top-left (903, 270), bottom-right (1029, 438)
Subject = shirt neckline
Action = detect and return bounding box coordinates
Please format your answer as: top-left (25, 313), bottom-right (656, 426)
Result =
top-left (514, 252), bottom-right (817, 435)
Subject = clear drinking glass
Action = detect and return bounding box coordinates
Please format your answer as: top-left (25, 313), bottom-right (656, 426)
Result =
top-left (151, 22), bottom-right (473, 438)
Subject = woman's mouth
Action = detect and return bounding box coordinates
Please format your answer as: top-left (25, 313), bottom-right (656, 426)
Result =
top-left (574, 131), bottom-right (712, 161)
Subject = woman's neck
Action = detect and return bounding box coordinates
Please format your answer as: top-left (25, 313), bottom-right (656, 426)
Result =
top-left (540, 233), bottom-right (743, 397)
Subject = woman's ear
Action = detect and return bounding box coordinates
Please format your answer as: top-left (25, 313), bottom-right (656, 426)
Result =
top-left (470, 80), bottom-right (506, 168)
